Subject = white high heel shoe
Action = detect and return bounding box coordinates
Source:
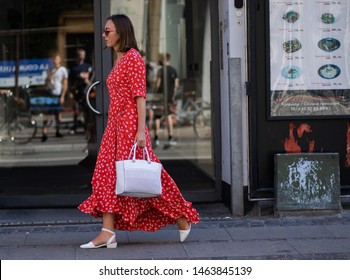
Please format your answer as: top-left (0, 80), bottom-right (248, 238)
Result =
top-left (179, 223), bottom-right (191, 242)
top-left (80, 228), bottom-right (117, 249)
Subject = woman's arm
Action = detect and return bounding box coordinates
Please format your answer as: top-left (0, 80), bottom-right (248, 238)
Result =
top-left (60, 77), bottom-right (68, 104)
top-left (135, 96), bottom-right (146, 147)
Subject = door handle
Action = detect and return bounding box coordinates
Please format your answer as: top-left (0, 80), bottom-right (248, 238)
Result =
top-left (86, 81), bottom-right (102, 115)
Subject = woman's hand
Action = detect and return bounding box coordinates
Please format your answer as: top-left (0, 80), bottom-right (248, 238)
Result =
top-left (134, 130), bottom-right (146, 147)
top-left (60, 95), bottom-right (65, 105)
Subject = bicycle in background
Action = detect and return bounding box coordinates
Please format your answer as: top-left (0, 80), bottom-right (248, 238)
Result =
top-left (0, 89), bottom-right (37, 144)
top-left (176, 91), bottom-right (211, 140)
top-left (146, 91), bottom-right (212, 141)
top-left (193, 99), bottom-right (211, 140)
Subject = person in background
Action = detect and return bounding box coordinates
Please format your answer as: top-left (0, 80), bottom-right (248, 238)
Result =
top-left (69, 48), bottom-right (93, 135)
top-left (42, 53), bottom-right (68, 142)
top-left (78, 14), bottom-right (199, 249)
top-left (154, 52), bottom-right (179, 146)
top-left (140, 50), bottom-right (156, 133)
top-left (140, 50), bottom-right (154, 93)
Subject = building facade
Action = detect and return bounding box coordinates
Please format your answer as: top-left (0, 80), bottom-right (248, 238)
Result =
top-left (0, 0), bottom-right (349, 215)
top-left (219, 0), bottom-right (350, 214)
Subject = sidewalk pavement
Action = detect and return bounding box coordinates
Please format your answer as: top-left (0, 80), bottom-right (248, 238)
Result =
top-left (0, 203), bottom-right (350, 260)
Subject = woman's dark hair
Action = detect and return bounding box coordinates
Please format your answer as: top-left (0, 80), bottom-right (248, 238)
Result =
top-left (107, 14), bottom-right (139, 52)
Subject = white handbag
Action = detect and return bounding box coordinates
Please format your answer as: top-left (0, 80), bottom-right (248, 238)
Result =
top-left (116, 144), bottom-right (162, 197)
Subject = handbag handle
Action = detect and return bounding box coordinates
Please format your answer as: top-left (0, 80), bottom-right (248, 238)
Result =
top-left (128, 143), bottom-right (151, 163)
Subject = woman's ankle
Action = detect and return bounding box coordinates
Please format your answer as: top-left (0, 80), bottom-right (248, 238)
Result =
top-left (176, 217), bottom-right (190, 230)
top-left (92, 230), bottom-right (115, 245)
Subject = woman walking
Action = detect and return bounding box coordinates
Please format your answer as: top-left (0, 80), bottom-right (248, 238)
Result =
top-left (78, 14), bottom-right (199, 249)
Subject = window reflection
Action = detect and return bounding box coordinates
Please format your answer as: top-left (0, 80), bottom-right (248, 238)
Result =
top-left (0, 0), bottom-right (214, 197)
top-left (111, 0), bottom-right (214, 177)
top-left (0, 1), bottom-right (95, 172)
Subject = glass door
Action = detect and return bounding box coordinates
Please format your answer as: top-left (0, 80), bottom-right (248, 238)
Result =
top-left (0, 0), bottom-right (96, 207)
top-left (95, 0), bottom-right (220, 201)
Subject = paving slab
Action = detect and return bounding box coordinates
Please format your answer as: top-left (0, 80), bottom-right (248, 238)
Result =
top-left (0, 245), bottom-right (76, 260)
top-left (0, 208), bottom-right (99, 225)
top-left (0, 232), bottom-right (28, 246)
top-left (183, 240), bottom-right (298, 259)
top-left (287, 238), bottom-right (350, 255)
top-left (76, 242), bottom-right (188, 260)
top-left (324, 224), bottom-right (350, 238)
top-left (126, 229), bottom-right (180, 243)
top-left (226, 225), bottom-right (334, 240)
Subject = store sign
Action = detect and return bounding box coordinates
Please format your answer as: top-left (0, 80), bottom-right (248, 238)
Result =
top-left (269, 0), bottom-right (350, 118)
top-left (0, 58), bottom-right (51, 88)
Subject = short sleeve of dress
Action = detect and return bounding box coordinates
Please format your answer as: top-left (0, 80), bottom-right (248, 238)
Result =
top-left (63, 67), bottom-right (68, 79)
top-left (127, 49), bottom-right (146, 99)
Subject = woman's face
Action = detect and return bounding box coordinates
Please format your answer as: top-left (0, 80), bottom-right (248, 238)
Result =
top-left (103, 19), bottom-right (120, 50)
top-left (53, 55), bottom-right (61, 67)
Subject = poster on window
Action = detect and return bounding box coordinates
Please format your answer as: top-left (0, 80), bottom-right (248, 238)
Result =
top-left (269, 0), bottom-right (350, 118)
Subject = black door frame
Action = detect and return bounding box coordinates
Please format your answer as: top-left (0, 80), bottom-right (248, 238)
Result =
top-left (93, 0), bottom-right (112, 146)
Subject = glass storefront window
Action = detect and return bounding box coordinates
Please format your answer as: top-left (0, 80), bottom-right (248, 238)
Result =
top-left (0, 0), bottom-right (216, 206)
top-left (110, 0), bottom-right (214, 182)
top-left (0, 0), bottom-right (95, 200)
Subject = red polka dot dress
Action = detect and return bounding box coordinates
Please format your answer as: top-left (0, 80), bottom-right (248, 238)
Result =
top-left (78, 48), bottom-right (200, 231)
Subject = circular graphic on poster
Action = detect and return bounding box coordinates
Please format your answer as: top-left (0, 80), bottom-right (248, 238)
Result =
top-left (281, 66), bottom-right (301, 79)
top-left (282, 11), bottom-right (300, 23)
top-left (318, 64), bottom-right (341, 79)
top-left (321, 13), bottom-right (335, 24)
top-left (318, 38), bottom-right (341, 52)
top-left (283, 39), bottom-right (302, 53)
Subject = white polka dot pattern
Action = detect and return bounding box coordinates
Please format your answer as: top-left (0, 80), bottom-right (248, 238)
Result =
top-left (78, 48), bottom-right (200, 231)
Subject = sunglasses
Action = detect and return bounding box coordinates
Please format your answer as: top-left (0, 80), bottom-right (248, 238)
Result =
top-left (103, 29), bottom-right (116, 36)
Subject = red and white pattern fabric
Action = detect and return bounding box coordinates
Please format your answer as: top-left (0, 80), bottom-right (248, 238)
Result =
top-left (78, 48), bottom-right (200, 231)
